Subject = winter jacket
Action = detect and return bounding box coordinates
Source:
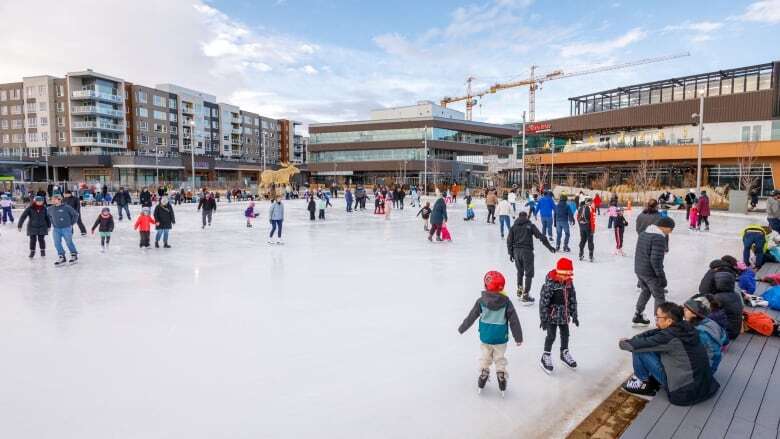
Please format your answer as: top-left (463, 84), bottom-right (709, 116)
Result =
top-left (245, 205), bottom-right (256, 218)
top-left (694, 318), bottom-right (727, 373)
top-left (741, 225), bottom-right (768, 252)
top-left (539, 271), bottom-right (578, 327)
top-left (430, 198), bottom-right (448, 225)
top-left (634, 224), bottom-right (668, 283)
top-left (269, 202), bottom-right (284, 221)
top-left (508, 192), bottom-right (516, 204)
top-left (134, 215), bottom-right (155, 232)
top-left (507, 217), bottom-right (554, 254)
top-left (47, 204), bottom-right (79, 229)
top-left (91, 214), bottom-right (115, 233)
top-left (417, 206), bottom-right (431, 220)
top-left (697, 195), bottom-right (711, 217)
top-left (18, 204), bottom-right (50, 236)
top-left (619, 321), bottom-right (720, 406)
top-left (458, 291), bottom-right (523, 345)
top-left (0, 198), bottom-right (13, 208)
top-left (345, 190), bottom-right (353, 203)
top-left (554, 200), bottom-right (574, 226)
top-left (738, 268), bottom-right (756, 294)
top-left (709, 310), bottom-right (729, 334)
top-left (698, 259), bottom-right (738, 296)
top-left (62, 195), bottom-right (81, 212)
top-left (485, 193), bottom-right (498, 206)
top-left (635, 210), bottom-right (661, 234)
top-left (139, 191), bottom-right (152, 207)
top-left (153, 204), bottom-right (176, 229)
top-left (113, 190), bottom-right (131, 206)
top-left (497, 200), bottom-right (512, 216)
top-left (685, 192), bottom-right (697, 206)
top-left (316, 198), bottom-right (326, 210)
top-left (576, 205), bottom-right (596, 232)
top-left (197, 197), bottom-right (217, 212)
top-left (307, 200), bottom-right (316, 212)
top-left (607, 206), bottom-right (618, 217)
top-left (614, 215), bottom-right (629, 230)
top-left (767, 197), bottom-right (780, 220)
top-left (537, 195), bottom-right (555, 218)
top-left (593, 195), bottom-right (602, 207)
top-left (713, 291), bottom-right (744, 340)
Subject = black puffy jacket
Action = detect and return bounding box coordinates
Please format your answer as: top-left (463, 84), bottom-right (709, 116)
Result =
top-left (139, 191), bottom-right (152, 207)
top-left (153, 204), bottom-right (176, 229)
top-left (634, 225), bottom-right (667, 281)
top-left (695, 260), bottom-right (744, 340)
top-left (698, 260), bottom-right (737, 295)
top-left (507, 217), bottom-right (554, 254)
top-left (18, 204), bottom-right (51, 236)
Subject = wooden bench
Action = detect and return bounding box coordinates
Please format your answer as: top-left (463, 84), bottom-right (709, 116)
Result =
top-left (621, 263), bottom-right (780, 439)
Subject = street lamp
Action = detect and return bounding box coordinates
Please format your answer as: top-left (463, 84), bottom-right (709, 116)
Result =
top-left (422, 125), bottom-right (428, 194)
top-left (44, 144), bottom-right (50, 183)
top-left (692, 96), bottom-right (705, 196)
top-left (189, 119), bottom-right (196, 191)
top-left (521, 111), bottom-right (526, 197)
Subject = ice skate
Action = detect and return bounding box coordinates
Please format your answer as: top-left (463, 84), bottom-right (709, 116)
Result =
top-left (578, 253), bottom-right (584, 261)
top-left (267, 238), bottom-right (275, 244)
top-left (68, 253), bottom-right (78, 264)
top-left (516, 286), bottom-right (524, 299)
top-left (560, 349), bottom-right (577, 369)
top-left (632, 312), bottom-right (650, 327)
top-left (40, 249), bottom-right (45, 257)
top-left (477, 368), bottom-right (489, 393)
top-left (747, 295), bottom-right (769, 308)
top-left (275, 238), bottom-right (284, 245)
top-left (100, 244), bottom-right (105, 253)
top-left (540, 352), bottom-right (553, 374)
top-left (155, 241), bottom-right (160, 248)
top-left (496, 371), bottom-right (507, 396)
top-left (54, 254), bottom-right (67, 267)
top-left (563, 247), bottom-right (571, 253)
top-left (589, 255), bottom-right (594, 263)
top-left (28, 250), bottom-right (35, 259)
top-left (622, 375), bottom-right (658, 399)
top-left (164, 243), bottom-right (171, 249)
top-left (520, 293), bottom-right (535, 306)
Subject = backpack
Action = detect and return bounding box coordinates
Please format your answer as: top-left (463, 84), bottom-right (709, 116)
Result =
top-left (763, 286), bottom-right (780, 310)
top-left (743, 310), bottom-right (776, 336)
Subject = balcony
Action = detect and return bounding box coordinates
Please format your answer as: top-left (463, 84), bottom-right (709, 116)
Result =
top-left (231, 128), bottom-right (242, 134)
top-left (71, 121), bottom-right (125, 132)
top-left (182, 105), bottom-right (194, 115)
top-left (231, 117), bottom-right (241, 124)
top-left (72, 89), bottom-right (123, 103)
top-left (71, 137), bottom-right (125, 148)
top-left (71, 106), bottom-right (124, 118)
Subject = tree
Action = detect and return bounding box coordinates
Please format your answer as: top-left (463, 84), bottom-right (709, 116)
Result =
top-left (630, 157), bottom-right (657, 204)
top-left (737, 141), bottom-right (759, 212)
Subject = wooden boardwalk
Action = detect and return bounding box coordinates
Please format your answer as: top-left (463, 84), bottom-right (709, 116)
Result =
top-left (621, 263), bottom-right (780, 439)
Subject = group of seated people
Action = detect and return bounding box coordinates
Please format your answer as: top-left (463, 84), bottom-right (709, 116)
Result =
top-left (620, 254), bottom-right (780, 406)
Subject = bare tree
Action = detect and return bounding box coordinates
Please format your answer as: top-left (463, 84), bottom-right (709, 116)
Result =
top-left (534, 164), bottom-right (550, 192)
top-left (565, 173), bottom-right (577, 190)
top-left (737, 141), bottom-right (759, 191)
top-left (594, 171), bottom-right (610, 191)
top-left (630, 158), bottom-right (657, 204)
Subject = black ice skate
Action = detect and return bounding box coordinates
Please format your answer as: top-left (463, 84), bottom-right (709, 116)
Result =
top-left (29, 250), bottom-right (35, 259)
top-left (589, 255), bottom-right (594, 263)
top-left (496, 371), bottom-right (507, 396)
top-left (516, 286), bottom-right (524, 299)
top-left (632, 313), bottom-right (651, 327)
top-left (68, 253), bottom-right (78, 265)
top-left (520, 293), bottom-right (535, 306)
top-left (40, 249), bottom-right (45, 257)
top-left (563, 247), bottom-right (571, 253)
top-left (540, 352), bottom-right (553, 374)
top-left (164, 243), bottom-right (171, 249)
top-left (622, 375), bottom-right (658, 399)
top-left (477, 368), bottom-right (489, 394)
top-left (155, 241), bottom-right (160, 248)
top-left (54, 255), bottom-right (67, 267)
top-left (560, 349), bottom-right (577, 369)
top-left (579, 253), bottom-right (584, 261)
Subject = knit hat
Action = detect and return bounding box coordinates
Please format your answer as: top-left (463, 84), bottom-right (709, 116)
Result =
top-left (52, 193), bottom-right (62, 199)
top-left (101, 207), bottom-right (110, 213)
top-left (657, 217), bottom-right (675, 229)
top-left (34, 196), bottom-right (44, 202)
top-left (142, 206), bottom-right (151, 213)
top-left (685, 297), bottom-right (711, 318)
top-left (555, 257), bottom-right (574, 277)
top-left (483, 271), bottom-right (506, 293)
top-left (161, 196), bottom-right (169, 205)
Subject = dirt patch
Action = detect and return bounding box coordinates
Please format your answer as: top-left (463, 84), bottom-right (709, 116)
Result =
top-left (566, 387), bottom-right (647, 439)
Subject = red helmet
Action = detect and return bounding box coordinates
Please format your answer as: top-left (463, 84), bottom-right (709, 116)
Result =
top-left (483, 271), bottom-right (506, 293)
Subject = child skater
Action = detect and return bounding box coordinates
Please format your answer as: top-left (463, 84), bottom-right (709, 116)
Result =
top-left (91, 207), bottom-right (115, 252)
top-left (245, 201), bottom-right (259, 228)
top-left (417, 201), bottom-right (432, 231)
top-left (134, 206), bottom-right (155, 249)
top-left (689, 203), bottom-right (699, 231)
top-left (539, 257), bottom-right (579, 374)
top-left (458, 271), bottom-right (523, 396)
top-left (613, 207), bottom-right (629, 256)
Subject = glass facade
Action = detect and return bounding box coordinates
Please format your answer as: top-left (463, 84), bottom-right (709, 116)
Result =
top-left (311, 127), bottom-right (511, 147)
top-left (310, 148), bottom-right (424, 163)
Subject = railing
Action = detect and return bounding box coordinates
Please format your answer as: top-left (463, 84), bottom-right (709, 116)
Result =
top-left (71, 137), bottom-right (125, 147)
top-left (72, 121), bottom-right (125, 131)
top-left (71, 106), bottom-right (124, 118)
top-left (72, 89), bottom-right (123, 103)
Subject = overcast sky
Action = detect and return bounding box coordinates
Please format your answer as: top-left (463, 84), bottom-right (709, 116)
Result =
top-left (1, 0), bottom-right (778, 127)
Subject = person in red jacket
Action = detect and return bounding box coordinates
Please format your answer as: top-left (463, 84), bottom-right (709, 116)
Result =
top-left (696, 191), bottom-right (711, 231)
top-left (593, 194), bottom-right (602, 215)
top-left (134, 206), bottom-right (155, 249)
top-left (576, 198), bottom-right (596, 262)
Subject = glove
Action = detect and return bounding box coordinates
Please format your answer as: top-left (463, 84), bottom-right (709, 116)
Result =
top-left (540, 321), bottom-right (548, 331)
top-left (659, 276), bottom-right (668, 289)
top-left (549, 247), bottom-right (556, 254)
top-left (573, 318), bottom-right (580, 327)
top-left (509, 255), bottom-right (515, 263)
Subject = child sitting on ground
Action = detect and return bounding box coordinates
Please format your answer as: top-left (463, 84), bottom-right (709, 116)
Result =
top-left (464, 202), bottom-right (475, 221)
top-left (539, 258), bottom-right (579, 374)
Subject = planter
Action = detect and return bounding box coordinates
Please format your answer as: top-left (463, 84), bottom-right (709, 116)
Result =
top-left (729, 190), bottom-right (748, 213)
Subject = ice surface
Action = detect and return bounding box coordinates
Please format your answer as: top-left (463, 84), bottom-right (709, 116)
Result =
top-left (0, 198), bottom-right (760, 438)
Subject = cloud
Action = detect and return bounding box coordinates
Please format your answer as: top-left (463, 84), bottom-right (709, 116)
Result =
top-left (739, 0), bottom-right (780, 23)
top-left (559, 28), bottom-right (646, 57)
top-left (663, 20), bottom-right (723, 42)
top-left (302, 65), bottom-right (318, 75)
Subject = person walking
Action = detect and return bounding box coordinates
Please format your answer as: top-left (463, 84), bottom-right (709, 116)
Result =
top-left (62, 190), bottom-right (87, 235)
top-left (345, 188), bottom-right (354, 213)
top-left (428, 193), bottom-right (448, 242)
top-left (633, 216), bottom-right (676, 326)
top-left (486, 190), bottom-right (498, 224)
top-left (153, 196), bottom-right (175, 248)
top-left (497, 194), bottom-right (512, 239)
top-left (48, 194), bottom-right (79, 266)
top-left (508, 190), bottom-right (517, 218)
top-left (767, 190), bottom-right (780, 233)
top-left (17, 195), bottom-right (50, 258)
top-left (507, 211), bottom-right (556, 305)
top-left (268, 196), bottom-right (285, 244)
top-left (696, 191), bottom-right (711, 231)
top-left (576, 198), bottom-right (596, 262)
top-left (113, 187), bottom-right (132, 221)
top-left (554, 194), bottom-right (574, 252)
top-left (684, 189), bottom-right (697, 221)
top-left (537, 191), bottom-right (556, 241)
top-left (197, 192), bottom-right (217, 229)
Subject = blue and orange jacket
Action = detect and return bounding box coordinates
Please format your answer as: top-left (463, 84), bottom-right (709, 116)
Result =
top-left (459, 291), bottom-right (523, 345)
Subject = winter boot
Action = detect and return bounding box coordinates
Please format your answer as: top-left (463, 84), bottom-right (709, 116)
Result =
top-left (496, 371), bottom-right (507, 396)
top-left (155, 241), bottom-right (160, 248)
top-left (54, 254), bottom-right (67, 267)
top-left (520, 293), bottom-right (535, 306)
top-left (477, 368), bottom-right (489, 393)
top-left (622, 375), bottom-right (658, 399)
top-left (540, 352), bottom-right (553, 374)
top-left (68, 253), bottom-right (78, 264)
top-left (632, 312), bottom-right (651, 327)
top-left (29, 250), bottom-right (35, 259)
top-left (560, 349), bottom-right (577, 369)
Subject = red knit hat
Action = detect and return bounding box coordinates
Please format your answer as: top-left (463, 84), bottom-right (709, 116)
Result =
top-left (483, 271), bottom-right (506, 293)
top-left (555, 258), bottom-right (574, 276)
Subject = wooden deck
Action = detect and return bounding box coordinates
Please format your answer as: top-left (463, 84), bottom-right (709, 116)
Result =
top-left (621, 263), bottom-right (780, 439)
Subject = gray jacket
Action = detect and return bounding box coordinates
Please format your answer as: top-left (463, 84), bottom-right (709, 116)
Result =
top-left (635, 210), bottom-right (661, 234)
top-left (47, 204), bottom-right (79, 229)
top-left (767, 197), bottom-right (780, 219)
top-left (269, 202), bottom-right (284, 221)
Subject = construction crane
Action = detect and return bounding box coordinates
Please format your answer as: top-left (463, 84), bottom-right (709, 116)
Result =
top-left (440, 52), bottom-right (691, 121)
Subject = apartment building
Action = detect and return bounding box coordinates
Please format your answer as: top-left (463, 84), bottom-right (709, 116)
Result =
top-left (278, 119), bottom-right (306, 165)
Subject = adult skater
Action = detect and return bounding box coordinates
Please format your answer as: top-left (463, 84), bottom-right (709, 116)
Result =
top-left (633, 216), bottom-right (675, 326)
top-left (768, 190), bottom-right (780, 233)
top-left (48, 194), bottom-right (79, 266)
top-left (537, 190), bottom-right (556, 241)
top-left (507, 211), bottom-right (556, 304)
top-left (197, 192), bottom-right (217, 229)
top-left (576, 197), bottom-right (596, 262)
top-left (554, 194), bottom-right (574, 252)
top-left (636, 199), bottom-right (662, 234)
top-left (308, 196), bottom-right (316, 220)
top-left (113, 186), bottom-right (132, 220)
top-left (497, 194), bottom-right (513, 239)
top-left (593, 193), bottom-right (602, 215)
top-left (684, 189), bottom-right (697, 221)
top-left (139, 187), bottom-right (153, 208)
top-left (17, 195), bottom-right (50, 258)
top-left (0, 193), bottom-right (14, 224)
top-left (62, 190), bottom-right (87, 235)
top-left (619, 302), bottom-right (719, 405)
top-left (485, 189), bottom-right (498, 224)
top-left (268, 196), bottom-right (285, 244)
top-left (345, 187), bottom-right (353, 213)
top-left (428, 193), bottom-right (448, 242)
top-left (697, 191), bottom-right (711, 231)
top-left (153, 196), bottom-right (175, 248)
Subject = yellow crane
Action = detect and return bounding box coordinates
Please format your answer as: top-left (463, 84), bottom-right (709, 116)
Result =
top-left (440, 52), bottom-right (691, 121)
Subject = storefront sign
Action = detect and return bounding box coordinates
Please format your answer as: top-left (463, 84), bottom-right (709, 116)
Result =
top-left (525, 122), bottom-right (551, 134)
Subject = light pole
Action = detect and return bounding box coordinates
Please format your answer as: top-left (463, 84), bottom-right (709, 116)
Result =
top-left (423, 125), bottom-right (428, 194)
top-left (693, 96), bottom-right (704, 196)
top-left (44, 144), bottom-right (50, 183)
top-left (550, 135), bottom-right (555, 191)
top-left (189, 119), bottom-right (196, 191)
top-left (521, 111), bottom-right (526, 197)
top-left (155, 144), bottom-right (159, 187)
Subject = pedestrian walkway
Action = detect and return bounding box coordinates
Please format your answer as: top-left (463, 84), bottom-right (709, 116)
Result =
top-left (621, 263), bottom-right (780, 439)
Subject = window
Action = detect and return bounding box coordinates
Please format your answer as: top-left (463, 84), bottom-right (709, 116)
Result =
top-left (139, 121), bottom-right (148, 131)
top-left (153, 123), bottom-right (166, 133)
top-left (27, 132), bottom-right (38, 142)
top-left (12, 119), bottom-right (24, 129)
top-left (759, 72), bottom-right (772, 90)
top-left (733, 75), bottom-right (745, 93)
top-left (153, 95), bottom-right (166, 107)
top-left (12, 134), bottom-right (24, 143)
top-left (39, 116), bottom-right (48, 126)
top-left (752, 125), bottom-right (762, 141)
top-left (0, 106), bottom-right (6, 116)
top-left (170, 137), bottom-right (178, 147)
top-left (0, 90), bottom-right (6, 100)
top-left (155, 137), bottom-right (165, 146)
top-left (137, 91), bottom-right (147, 103)
top-left (12, 89), bottom-right (21, 99)
top-left (138, 107), bottom-right (148, 118)
top-left (169, 99), bottom-right (177, 110)
top-left (56, 102), bottom-right (64, 112)
top-left (56, 85), bottom-right (64, 97)
top-left (56, 116), bottom-right (64, 127)
top-left (0, 120), bottom-right (7, 129)
top-left (170, 125), bottom-right (177, 135)
top-left (169, 112), bottom-right (177, 123)
top-left (38, 85), bottom-right (46, 96)
top-left (721, 78), bottom-right (732, 95)
top-left (153, 110), bottom-right (166, 120)
top-left (41, 132), bottom-right (48, 143)
top-left (26, 87), bottom-right (34, 98)
top-left (138, 134), bottom-right (149, 145)
top-left (684, 81), bottom-right (696, 100)
top-left (741, 126), bottom-right (751, 141)
top-left (708, 78), bottom-right (720, 96)
top-left (58, 131), bottom-right (65, 141)
top-left (695, 81), bottom-right (707, 98)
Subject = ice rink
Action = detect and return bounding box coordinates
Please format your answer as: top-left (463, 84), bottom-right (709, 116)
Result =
top-left (0, 197), bottom-right (760, 438)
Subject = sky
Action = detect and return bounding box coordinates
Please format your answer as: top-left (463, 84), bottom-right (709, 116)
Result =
top-left (0, 0), bottom-right (778, 127)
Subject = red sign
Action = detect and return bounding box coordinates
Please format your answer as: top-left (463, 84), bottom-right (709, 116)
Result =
top-left (525, 122), bottom-right (551, 134)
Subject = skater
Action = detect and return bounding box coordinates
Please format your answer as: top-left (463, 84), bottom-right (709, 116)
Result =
top-left (607, 202), bottom-right (617, 229)
top-left (537, 191), bottom-right (555, 241)
top-left (410, 187), bottom-right (418, 208)
top-left (0, 194), bottom-right (14, 224)
top-left (47, 194), bottom-right (79, 266)
top-left (508, 190), bottom-right (517, 217)
top-left (134, 207), bottom-right (155, 248)
top-left (244, 201), bottom-right (259, 227)
top-left (507, 211), bottom-right (556, 304)
top-left (526, 194), bottom-right (538, 221)
top-left (576, 198), bottom-right (596, 262)
top-left (464, 202), bottom-right (476, 222)
top-left (485, 190), bottom-right (497, 224)
top-left (417, 201), bottom-right (432, 231)
top-left (317, 195), bottom-right (326, 220)
top-left (554, 194), bottom-right (574, 252)
top-left (613, 208), bottom-right (629, 256)
top-left (633, 216), bottom-right (675, 326)
top-left (620, 302), bottom-right (720, 405)
top-left (139, 187), bottom-right (153, 208)
top-left (197, 192), bottom-right (217, 229)
top-left (153, 196), bottom-right (175, 248)
top-left (685, 189), bottom-right (697, 221)
top-left (593, 193), bottom-right (602, 215)
top-left (345, 188), bottom-right (353, 213)
top-left (90, 207), bottom-right (115, 252)
top-left (113, 187), bottom-right (132, 220)
top-left (62, 190), bottom-right (87, 235)
top-left (497, 194), bottom-right (512, 238)
top-left (428, 194), bottom-right (448, 242)
top-left (539, 257), bottom-right (579, 374)
top-left (458, 271), bottom-right (523, 395)
top-left (308, 196), bottom-right (316, 220)
top-left (696, 191), bottom-right (711, 231)
top-left (268, 196), bottom-right (284, 244)
top-left (17, 196), bottom-right (50, 258)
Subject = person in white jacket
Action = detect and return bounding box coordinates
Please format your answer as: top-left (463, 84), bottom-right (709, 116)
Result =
top-left (497, 194), bottom-right (513, 239)
top-left (507, 190), bottom-right (517, 218)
